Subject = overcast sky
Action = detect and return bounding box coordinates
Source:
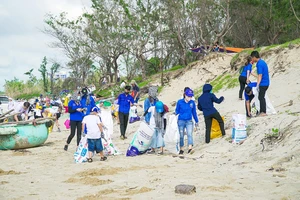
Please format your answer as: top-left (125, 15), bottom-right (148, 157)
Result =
top-left (0, 0), bottom-right (91, 91)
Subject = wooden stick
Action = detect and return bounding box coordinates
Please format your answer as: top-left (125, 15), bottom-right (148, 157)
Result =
top-left (0, 117), bottom-right (55, 126)
top-left (0, 109), bottom-right (14, 118)
top-left (0, 113), bottom-right (21, 121)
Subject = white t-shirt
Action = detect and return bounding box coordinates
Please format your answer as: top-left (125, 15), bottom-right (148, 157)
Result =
top-left (148, 106), bottom-right (166, 129)
top-left (120, 82), bottom-right (126, 88)
top-left (82, 115), bottom-right (101, 139)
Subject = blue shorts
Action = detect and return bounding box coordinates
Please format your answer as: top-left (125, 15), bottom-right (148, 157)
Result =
top-left (87, 138), bottom-right (103, 153)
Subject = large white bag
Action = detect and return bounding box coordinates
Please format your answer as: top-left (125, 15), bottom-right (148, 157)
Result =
top-left (129, 106), bottom-right (140, 123)
top-left (126, 121), bottom-right (154, 156)
top-left (99, 107), bottom-right (121, 156)
top-left (74, 136), bottom-right (88, 163)
top-left (252, 87), bottom-right (276, 115)
top-left (164, 114), bottom-right (180, 155)
top-left (232, 114), bottom-right (247, 130)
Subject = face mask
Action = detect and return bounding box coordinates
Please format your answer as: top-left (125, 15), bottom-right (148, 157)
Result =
top-left (125, 92), bottom-right (130, 95)
top-left (77, 96), bottom-right (81, 100)
top-left (210, 90), bottom-right (213, 93)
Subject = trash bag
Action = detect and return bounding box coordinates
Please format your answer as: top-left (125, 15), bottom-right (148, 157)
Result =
top-left (129, 106), bottom-right (140, 124)
top-left (126, 121), bottom-right (154, 156)
top-left (164, 114), bottom-right (180, 154)
top-left (210, 117), bottom-right (224, 139)
top-left (74, 136), bottom-right (88, 163)
top-left (252, 87), bottom-right (277, 115)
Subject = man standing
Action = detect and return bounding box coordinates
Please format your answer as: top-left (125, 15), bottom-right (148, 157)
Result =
top-left (118, 85), bottom-right (134, 140)
top-left (250, 51), bottom-right (270, 116)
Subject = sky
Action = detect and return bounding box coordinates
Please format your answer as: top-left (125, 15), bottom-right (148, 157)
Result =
top-left (0, 0), bottom-right (91, 91)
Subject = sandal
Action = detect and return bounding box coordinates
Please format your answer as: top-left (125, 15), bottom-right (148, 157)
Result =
top-left (158, 151), bottom-right (163, 155)
top-left (100, 156), bottom-right (107, 161)
top-left (188, 149), bottom-right (195, 154)
top-left (87, 158), bottom-right (93, 163)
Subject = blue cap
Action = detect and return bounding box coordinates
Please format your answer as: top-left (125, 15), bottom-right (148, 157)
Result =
top-left (91, 106), bottom-right (100, 113)
top-left (184, 88), bottom-right (194, 97)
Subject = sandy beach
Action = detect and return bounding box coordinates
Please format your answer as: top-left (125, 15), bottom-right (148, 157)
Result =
top-left (1, 46), bottom-right (300, 200)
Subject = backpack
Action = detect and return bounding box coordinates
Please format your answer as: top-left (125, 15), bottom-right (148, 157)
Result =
top-left (239, 66), bottom-right (245, 74)
top-left (163, 104), bottom-right (169, 113)
top-left (148, 86), bottom-right (158, 98)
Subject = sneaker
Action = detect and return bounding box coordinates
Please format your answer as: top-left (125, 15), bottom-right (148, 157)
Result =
top-left (158, 151), bottom-right (163, 155)
top-left (188, 149), bottom-right (195, 154)
top-left (64, 145), bottom-right (68, 151)
top-left (179, 150), bottom-right (184, 155)
top-left (120, 135), bottom-right (124, 140)
top-left (147, 150), bottom-right (155, 154)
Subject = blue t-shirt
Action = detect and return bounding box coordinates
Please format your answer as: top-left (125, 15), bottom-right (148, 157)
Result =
top-left (118, 93), bottom-right (134, 114)
top-left (68, 100), bottom-right (84, 121)
top-left (244, 82), bottom-right (257, 101)
top-left (175, 99), bottom-right (198, 123)
top-left (256, 59), bottom-right (270, 86)
top-left (240, 63), bottom-right (252, 77)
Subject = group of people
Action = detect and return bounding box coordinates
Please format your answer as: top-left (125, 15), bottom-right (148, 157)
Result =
top-left (64, 50), bottom-right (271, 160)
top-left (239, 51), bottom-right (270, 117)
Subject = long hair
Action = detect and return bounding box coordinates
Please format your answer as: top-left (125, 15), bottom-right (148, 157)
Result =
top-left (245, 56), bottom-right (252, 66)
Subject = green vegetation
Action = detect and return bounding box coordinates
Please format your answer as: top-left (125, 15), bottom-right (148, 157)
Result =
top-left (15, 93), bottom-right (41, 101)
top-left (280, 38), bottom-right (300, 48)
top-left (164, 65), bottom-right (184, 72)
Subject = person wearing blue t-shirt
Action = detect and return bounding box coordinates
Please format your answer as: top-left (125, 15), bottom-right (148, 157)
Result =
top-left (251, 51), bottom-right (270, 116)
top-left (238, 56), bottom-right (252, 100)
top-left (64, 91), bottom-right (84, 151)
top-left (118, 85), bottom-right (134, 140)
top-left (175, 88), bottom-right (199, 155)
top-left (244, 82), bottom-right (257, 117)
top-left (80, 87), bottom-right (96, 116)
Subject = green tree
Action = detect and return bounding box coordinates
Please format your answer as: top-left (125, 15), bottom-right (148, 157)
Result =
top-left (39, 56), bottom-right (48, 92)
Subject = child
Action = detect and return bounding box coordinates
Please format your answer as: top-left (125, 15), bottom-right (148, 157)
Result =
top-left (81, 106), bottom-right (107, 162)
top-left (197, 84), bottom-right (225, 144)
top-left (143, 101), bottom-right (167, 155)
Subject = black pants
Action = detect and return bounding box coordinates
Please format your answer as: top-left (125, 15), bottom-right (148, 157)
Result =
top-left (239, 76), bottom-right (247, 99)
top-left (119, 112), bottom-right (129, 137)
top-left (258, 86), bottom-right (269, 114)
top-left (245, 94), bottom-right (255, 117)
top-left (67, 120), bottom-right (82, 146)
top-left (204, 112), bottom-right (226, 144)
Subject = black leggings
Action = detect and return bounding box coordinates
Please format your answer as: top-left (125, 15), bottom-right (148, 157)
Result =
top-left (239, 76), bottom-right (247, 99)
top-left (66, 120), bottom-right (82, 146)
top-left (204, 112), bottom-right (225, 144)
top-left (119, 112), bottom-right (129, 137)
top-left (258, 86), bottom-right (269, 114)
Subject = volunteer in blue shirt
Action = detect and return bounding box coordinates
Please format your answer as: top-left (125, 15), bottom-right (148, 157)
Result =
top-left (80, 87), bottom-right (96, 116)
top-left (244, 82), bottom-right (257, 117)
top-left (238, 56), bottom-right (252, 100)
top-left (251, 51), bottom-right (270, 116)
top-left (64, 91), bottom-right (84, 151)
top-left (118, 85), bottom-right (134, 140)
top-left (197, 84), bottom-right (225, 144)
top-left (175, 88), bottom-right (199, 155)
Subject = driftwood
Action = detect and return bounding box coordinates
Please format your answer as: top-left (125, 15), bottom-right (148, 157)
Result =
top-left (0, 113), bottom-right (21, 121)
top-left (175, 184), bottom-right (196, 194)
top-left (0, 117), bottom-right (55, 126)
top-left (0, 109), bottom-right (14, 118)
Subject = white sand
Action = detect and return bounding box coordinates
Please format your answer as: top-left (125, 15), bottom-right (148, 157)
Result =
top-left (1, 47), bottom-right (300, 200)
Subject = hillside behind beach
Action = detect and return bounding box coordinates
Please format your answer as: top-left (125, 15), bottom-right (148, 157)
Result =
top-left (1, 44), bottom-right (300, 200)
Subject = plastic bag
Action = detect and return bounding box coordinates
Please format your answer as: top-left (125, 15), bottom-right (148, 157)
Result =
top-left (64, 119), bottom-right (70, 129)
top-left (164, 114), bottom-right (180, 154)
top-left (210, 117), bottom-right (224, 139)
top-left (232, 128), bottom-right (247, 143)
top-left (126, 121), bottom-right (154, 156)
top-left (129, 106), bottom-right (140, 124)
top-left (232, 114), bottom-right (247, 130)
top-left (74, 136), bottom-right (88, 163)
top-left (252, 87), bottom-right (277, 115)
